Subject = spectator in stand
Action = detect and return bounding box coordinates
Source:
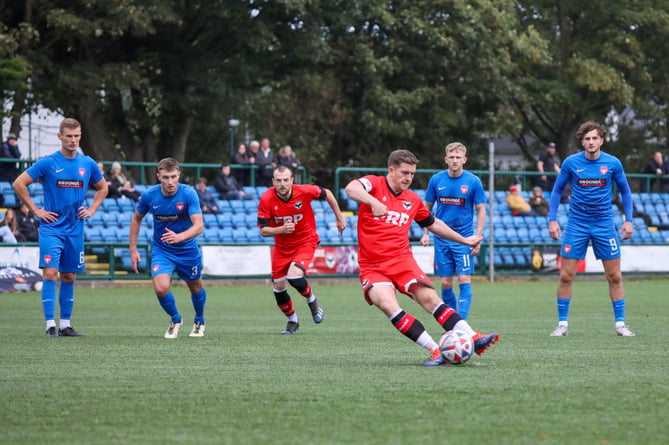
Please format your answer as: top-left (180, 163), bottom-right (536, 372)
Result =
top-left (537, 142), bottom-right (560, 192)
top-left (529, 186), bottom-right (549, 216)
top-left (0, 132), bottom-right (22, 184)
top-left (232, 143), bottom-right (252, 185)
top-left (506, 185), bottom-right (532, 216)
top-left (248, 140), bottom-right (260, 185)
top-left (16, 201), bottom-right (39, 242)
top-left (110, 161), bottom-right (141, 202)
top-left (255, 138), bottom-right (275, 187)
top-left (662, 153), bottom-right (669, 194)
top-left (194, 177), bottom-right (220, 214)
top-left (277, 145), bottom-right (301, 184)
top-left (90, 162), bottom-right (115, 198)
top-left (0, 208), bottom-right (20, 243)
top-left (214, 164), bottom-right (252, 200)
top-left (640, 151), bottom-right (663, 193)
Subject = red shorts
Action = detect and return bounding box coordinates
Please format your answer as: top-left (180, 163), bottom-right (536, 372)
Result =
top-left (359, 255), bottom-right (434, 305)
top-left (271, 241), bottom-right (318, 280)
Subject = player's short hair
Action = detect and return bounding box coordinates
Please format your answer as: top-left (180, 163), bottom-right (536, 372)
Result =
top-left (60, 118), bottom-right (81, 133)
top-left (158, 157), bottom-right (179, 172)
top-left (273, 165), bottom-right (293, 177)
top-left (576, 121), bottom-right (607, 141)
top-left (445, 142), bottom-right (467, 156)
top-left (388, 149), bottom-right (419, 168)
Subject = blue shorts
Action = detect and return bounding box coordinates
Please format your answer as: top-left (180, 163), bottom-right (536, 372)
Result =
top-left (151, 245), bottom-right (203, 282)
top-left (433, 239), bottom-right (475, 277)
top-left (561, 216), bottom-right (620, 260)
top-left (39, 233), bottom-right (85, 272)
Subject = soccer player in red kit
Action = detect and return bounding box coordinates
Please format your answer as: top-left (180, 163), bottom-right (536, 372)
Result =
top-left (345, 149), bottom-right (499, 366)
top-left (258, 166), bottom-right (347, 334)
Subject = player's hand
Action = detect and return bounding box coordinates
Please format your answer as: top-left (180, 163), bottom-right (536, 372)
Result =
top-left (77, 206), bottom-right (94, 219)
top-left (161, 228), bottom-right (180, 244)
top-left (33, 208), bottom-right (59, 223)
top-left (370, 200), bottom-right (388, 218)
top-left (335, 217), bottom-right (347, 234)
top-left (548, 220), bottom-right (561, 240)
top-left (471, 242), bottom-right (481, 256)
top-left (130, 249), bottom-right (141, 274)
top-left (464, 234), bottom-right (482, 248)
top-left (620, 221), bottom-right (633, 240)
top-left (282, 222), bottom-right (296, 234)
top-left (420, 233), bottom-right (430, 247)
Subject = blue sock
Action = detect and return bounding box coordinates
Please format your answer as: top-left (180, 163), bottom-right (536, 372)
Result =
top-left (191, 288), bottom-right (207, 324)
top-left (557, 298), bottom-right (571, 321)
top-left (157, 291), bottom-right (181, 323)
top-left (457, 283), bottom-right (473, 320)
top-left (59, 281), bottom-right (75, 321)
top-left (612, 299), bottom-right (625, 322)
top-left (41, 279), bottom-right (57, 321)
top-left (441, 287), bottom-right (457, 309)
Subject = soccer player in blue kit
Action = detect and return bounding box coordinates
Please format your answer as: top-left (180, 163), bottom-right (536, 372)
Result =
top-left (548, 121), bottom-right (635, 336)
top-left (421, 142), bottom-right (486, 319)
top-left (129, 157), bottom-right (208, 339)
top-left (13, 118), bottom-right (108, 337)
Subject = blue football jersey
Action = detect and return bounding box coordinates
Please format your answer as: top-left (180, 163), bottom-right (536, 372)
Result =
top-left (550, 151), bottom-right (632, 221)
top-left (26, 150), bottom-right (102, 236)
top-left (136, 183), bottom-right (202, 252)
top-left (424, 170), bottom-right (486, 237)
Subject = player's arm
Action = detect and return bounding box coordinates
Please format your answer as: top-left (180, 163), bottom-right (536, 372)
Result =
top-left (78, 177), bottom-right (108, 219)
top-left (344, 179), bottom-right (387, 217)
top-left (614, 166), bottom-right (634, 241)
top-left (548, 168), bottom-right (570, 240)
top-left (423, 216), bottom-right (482, 248)
top-left (13, 171), bottom-right (59, 223)
top-left (420, 201), bottom-right (434, 246)
top-left (258, 218), bottom-right (295, 237)
top-left (129, 210), bottom-right (144, 273)
top-left (323, 187), bottom-right (347, 233)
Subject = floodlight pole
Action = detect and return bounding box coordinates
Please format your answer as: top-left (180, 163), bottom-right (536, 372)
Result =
top-left (228, 118), bottom-right (240, 161)
top-left (488, 140), bottom-right (495, 283)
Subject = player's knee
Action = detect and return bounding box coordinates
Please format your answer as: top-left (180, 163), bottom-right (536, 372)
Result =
top-left (287, 276), bottom-right (308, 293)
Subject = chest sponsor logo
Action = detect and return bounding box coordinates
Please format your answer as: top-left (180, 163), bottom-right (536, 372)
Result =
top-left (274, 214), bottom-right (304, 225)
top-left (438, 196), bottom-right (465, 206)
top-left (56, 179), bottom-right (83, 188)
top-left (155, 214), bottom-right (184, 222)
top-left (578, 178), bottom-right (606, 187)
top-left (380, 211), bottom-right (410, 226)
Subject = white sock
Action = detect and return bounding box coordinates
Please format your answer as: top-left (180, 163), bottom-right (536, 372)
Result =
top-left (306, 294), bottom-right (316, 304)
top-left (416, 331), bottom-right (438, 351)
top-left (615, 321), bottom-right (625, 328)
top-left (558, 321), bottom-right (568, 327)
top-left (288, 313), bottom-right (298, 323)
top-left (46, 320), bottom-right (56, 330)
top-left (453, 320), bottom-right (475, 336)
top-left (59, 319), bottom-right (71, 329)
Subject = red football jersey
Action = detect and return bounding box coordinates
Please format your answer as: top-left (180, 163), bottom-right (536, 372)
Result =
top-left (356, 175), bottom-right (431, 264)
top-left (258, 184), bottom-right (324, 250)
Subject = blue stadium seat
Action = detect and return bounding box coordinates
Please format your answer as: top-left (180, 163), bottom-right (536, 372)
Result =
top-left (220, 227), bottom-right (234, 243)
top-left (255, 186), bottom-right (269, 197)
top-left (242, 186), bottom-right (257, 199)
top-left (218, 212), bottom-right (234, 228)
top-left (232, 228), bottom-right (248, 242)
top-left (229, 200), bottom-right (244, 211)
top-left (203, 228), bottom-right (220, 242)
top-left (3, 191), bottom-right (16, 207)
top-left (231, 213), bottom-right (247, 228)
top-left (245, 213), bottom-right (257, 228)
top-left (243, 199), bottom-right (259, 213)
top-left (28, 182), bottom-right (44, 196)
top-left (203, 213), bottom-right (218, 229)
top-left (100, 227), bottom-right (119, 242)
top-left (246, 227), bottom-right (263, 242)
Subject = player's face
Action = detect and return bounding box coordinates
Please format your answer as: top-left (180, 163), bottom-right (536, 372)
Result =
top-left (387, 162), bottom-right (415, 192)
top-left (581, 129), bottom-right (604, 158)
top-left (445, 151), bottom-right (467, 175)
top-left (157, 168), bottom-right (180, 196)
top-left (58, 127), bottom-right (81, 156)
top-left (272, 170), bottom-right (293, 199)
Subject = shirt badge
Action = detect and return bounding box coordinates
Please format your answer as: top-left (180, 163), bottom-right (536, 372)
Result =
top-left (600, 166), bottom-right (608, 175)
top-left (460, 185), bottom-right (469, 194)
top-left (176, 203), bottom-right (184, 211)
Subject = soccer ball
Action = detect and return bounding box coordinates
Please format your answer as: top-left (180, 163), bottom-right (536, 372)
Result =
top-left (439, 330), bottom-right (474, 365)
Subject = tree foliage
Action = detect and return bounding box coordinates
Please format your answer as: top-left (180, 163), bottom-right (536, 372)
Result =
top-left (3, 1), bottom-right (669, 185)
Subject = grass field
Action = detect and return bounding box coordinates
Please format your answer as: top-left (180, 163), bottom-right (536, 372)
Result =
top-left (1, 277), bottom-right (667, 445)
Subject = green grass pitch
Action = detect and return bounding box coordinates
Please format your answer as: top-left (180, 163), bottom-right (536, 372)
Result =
top-left (1, 278), bottom-right (667, 444)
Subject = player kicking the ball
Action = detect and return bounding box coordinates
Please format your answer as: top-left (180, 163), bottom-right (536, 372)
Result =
top-left (345, 149), bottom-right (498, 366)
top-left (258, 166), bottom-right (346, 334)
